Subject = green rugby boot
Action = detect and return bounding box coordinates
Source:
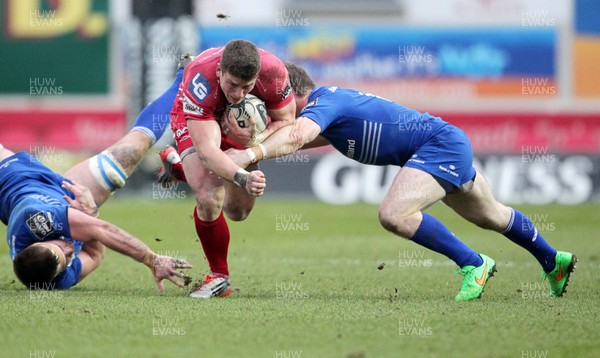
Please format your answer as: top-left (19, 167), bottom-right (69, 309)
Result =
top-left (455, 254), bottom-right (497, 302)
top-left (542, 251), bottom-right (577, 297)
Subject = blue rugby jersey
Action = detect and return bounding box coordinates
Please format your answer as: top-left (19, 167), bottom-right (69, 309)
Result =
top-left (299, 86), bottom-right (449, 166)
top-left (0, 152), bottom-right (82, 288)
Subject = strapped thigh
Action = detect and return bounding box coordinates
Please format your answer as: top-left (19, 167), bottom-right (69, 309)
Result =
top-left (87, 151), bottom-right (128, 191)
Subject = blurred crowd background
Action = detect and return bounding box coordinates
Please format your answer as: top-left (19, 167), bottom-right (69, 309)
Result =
top-left (0, 0), bottom-right (599, 204)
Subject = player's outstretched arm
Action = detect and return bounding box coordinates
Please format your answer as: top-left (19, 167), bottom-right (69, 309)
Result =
top-left (227, 117), bottom-right (321, 168)
top-left (67, 208), bottom-right (192, 292)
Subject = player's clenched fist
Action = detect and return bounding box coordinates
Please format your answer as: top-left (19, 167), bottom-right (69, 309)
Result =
top-left (247, 170), bottom-right (266, 197)
top-left (233, 168), bottom-right (266, 197)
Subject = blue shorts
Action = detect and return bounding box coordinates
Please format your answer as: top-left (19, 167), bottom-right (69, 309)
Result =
top-left (404, 124), bottom-right (476, 192)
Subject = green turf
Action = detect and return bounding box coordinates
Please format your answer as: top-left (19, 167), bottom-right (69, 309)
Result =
top-left (1, 199), bottom-right (599, 357)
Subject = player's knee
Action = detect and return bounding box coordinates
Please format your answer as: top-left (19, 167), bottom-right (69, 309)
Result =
top-left (195, 193), bottom-right (221, 211)
top-left (378, 207), bottom-right (413, 239)
top-left (223, 193), bottom-right (255, 221)
top-left (224, 206), bottom-right (251, 222)
top-left (193, 194), bottom-right (224, 221)
top-left (88, 151), bottom-right (129, 192)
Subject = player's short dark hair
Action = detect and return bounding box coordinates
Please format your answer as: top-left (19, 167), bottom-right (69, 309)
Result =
top-left (220, 40), bottom-right (261, 82)
top-left (285, 62), bottom-right (315, 97)
top-left (13, 245), bottom-right (59, 290)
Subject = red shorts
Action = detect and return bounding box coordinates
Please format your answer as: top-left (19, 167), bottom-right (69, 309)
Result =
top-left (170, 111), bottom-right (244, 159)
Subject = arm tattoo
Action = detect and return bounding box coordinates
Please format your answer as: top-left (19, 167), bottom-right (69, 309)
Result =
top-left (233, 169), bottom-right (249, 188)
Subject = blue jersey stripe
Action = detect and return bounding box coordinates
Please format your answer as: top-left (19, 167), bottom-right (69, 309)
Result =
top-left (358, 120), bottom-right (368, 163)
top-left (371, 123), bottom-right (383, 164)
top-left (362, 121), bottom-right (383, 164)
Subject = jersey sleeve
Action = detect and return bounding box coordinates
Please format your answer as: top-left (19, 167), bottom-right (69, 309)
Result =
top-left (9, 203), bottom-right (73, 259)
top-left (252, 52), bottom-right (294, 110)
top-left (298, 90), bottom-right (339, 133)
top-left (51, 256), bottom-right (82, 289)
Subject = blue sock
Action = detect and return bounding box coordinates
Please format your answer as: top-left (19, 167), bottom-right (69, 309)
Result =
top-left (410, 213), bottom-right (483, 268)
top-left (130, 68), bottom-right (183, 144)
top-left (502, 208), bottom-right (557, 272)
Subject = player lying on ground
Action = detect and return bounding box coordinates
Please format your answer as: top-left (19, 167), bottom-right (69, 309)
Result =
top-left (0, 57), bottom-right (194, 291)
top-left (162, 39), bottom-right (295, 298)
top-left (226, 62), bottom-right (577, 301)
top-left (0, 145), bottom-right (192, 291)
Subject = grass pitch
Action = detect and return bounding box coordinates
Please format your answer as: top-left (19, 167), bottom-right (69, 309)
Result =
top-left (0, 198), bottom-right (599, 357)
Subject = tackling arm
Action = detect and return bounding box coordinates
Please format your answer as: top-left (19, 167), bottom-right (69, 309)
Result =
top-left (260, 100), bottom-right (297, 141)
top-left (227, 117), bottom-right (322, 168)
top-left (237, 100), bottom-right (297, 147)
top-left (67, 208), bottom-right (192, 292)
top-left (300, 135), bottom-right (330, 150)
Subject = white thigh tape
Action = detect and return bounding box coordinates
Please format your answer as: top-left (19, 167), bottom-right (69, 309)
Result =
top-left (88, 151), bottom-right (128, 191)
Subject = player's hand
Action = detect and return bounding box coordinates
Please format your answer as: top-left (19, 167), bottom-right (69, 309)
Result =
top-left (150, 255), bottom-right (193, 293)
top-left (223, 112), bottom-right (264, 147)
top-left (156, 165), bottom-right (175, 187)
top-left (62, 180), bottom-right (99, 217)
top-left (247, 128), bottom-right (265, 147)
top-left (225, 148), bottom-right (252, 168)
top-left (246, 170), bottom-right (266, 197)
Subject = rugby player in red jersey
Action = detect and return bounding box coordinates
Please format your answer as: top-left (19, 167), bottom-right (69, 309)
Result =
top-left (168, 40), bottom-right (295, 297)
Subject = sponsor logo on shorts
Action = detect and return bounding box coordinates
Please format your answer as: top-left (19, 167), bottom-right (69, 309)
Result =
top-left (407, 154), bottom-right (425, 164)
top-left (26, 211), bottom-right (55, 239)
top-left (438, 165), bottom-right (459, 177)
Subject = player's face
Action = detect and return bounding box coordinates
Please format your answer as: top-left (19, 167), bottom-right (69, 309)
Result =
top-left (217, 69), bottom-right (257, 104)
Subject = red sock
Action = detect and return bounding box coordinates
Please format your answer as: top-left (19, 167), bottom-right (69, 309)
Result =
top-left (171, 162), bottom-right (187, 182)
top-left (193, 209), bottom-right (230, 277)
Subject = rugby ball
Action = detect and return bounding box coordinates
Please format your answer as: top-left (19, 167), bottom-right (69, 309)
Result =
top-left (224, 94), bottom-right (269, 133)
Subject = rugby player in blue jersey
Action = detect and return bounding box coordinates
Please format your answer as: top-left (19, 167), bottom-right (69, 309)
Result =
top-left (0, 144), bottom-right (192, 291)
top-left (0, 56), bottom-right (195, 291)
top-left (227, 62), bottom-right (576, 301)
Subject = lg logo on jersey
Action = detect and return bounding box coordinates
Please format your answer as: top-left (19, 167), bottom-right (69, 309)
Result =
top-left (189, 73), bottom-right (210, 102)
